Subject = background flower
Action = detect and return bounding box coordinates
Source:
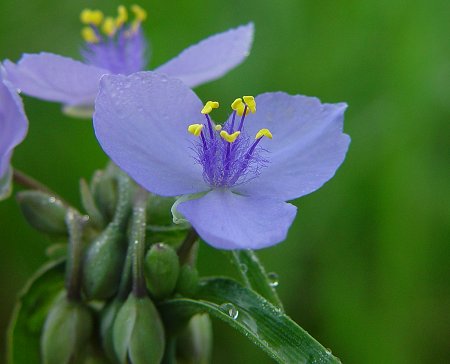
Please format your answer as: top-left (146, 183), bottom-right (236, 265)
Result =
top-left (0, 71), bottom-right (28, 200)
top-left (3, 5), bottom-right (253, 116)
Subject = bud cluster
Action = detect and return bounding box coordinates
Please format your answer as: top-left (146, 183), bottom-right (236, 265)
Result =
top-left (18, 163), bottom-right (209, 364)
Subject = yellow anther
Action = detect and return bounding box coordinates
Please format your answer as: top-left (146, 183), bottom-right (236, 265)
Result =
top-left (231, 97), bottom-right (248, 116)
top-left (243, 95), bottom-right (256, 113)
top-left (116, 5), bottom-right (128, 27)
top-left (131, 4), bottom-right (147, 22)
top-left (81, 27), bottom-right (99, 43)
top-left (188, 124), bottom-right (204, 137)
top-left (220, 130), bottom-right (241, 143)
top-left (214, 125), bottom-right (222, 131)
top-left (102, 17), bottom-right (116, 36)
top-left (80, 9), bottom-right (104, 26)
top-left (201, 101), bottom-right (219, 115)
top-left (255, 128), bottom-right (273, 140)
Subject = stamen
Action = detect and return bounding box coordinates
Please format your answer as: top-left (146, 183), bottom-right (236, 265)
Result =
top-left (215, 125), bottom-right (222, 131)
top-left (131, 4), bottom-right (148, 22)
top-left (231, 98), bottom-right (247, 116)
top-left (243, 96), bottom-right (256, 113)
top-left (81, 27), bottom-right (100, 43)
top-left (255, 128), bottom-right (272, 140)
top-left (201, 101), bottom-right (219, 115)
top-left (80, 9), bottom-right (104, 26)
top-left (116, 5), bottom-right (128, 27)
top-left (220, 131), bottom-right (241, 143)
top-left (187, 124), bottom-right (204, 137)
top-left (102, 17), bottom-right (116, 36)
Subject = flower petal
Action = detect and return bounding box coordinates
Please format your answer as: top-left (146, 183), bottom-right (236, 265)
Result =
top-left (0, 73), bottom-right (28, 200)
top-left (93, 71), bottom-right (208, 196)
top-left (3, 53), bottom-right (109, 107)
top-left (155, 23), bottom-right (254, 88)
top-left (234, 92), bottom-right (350, 201)
top-left (177, 189), bottom-right (297, 250)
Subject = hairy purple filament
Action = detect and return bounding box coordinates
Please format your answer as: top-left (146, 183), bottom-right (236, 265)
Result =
top-left (192, 109), bottom-right (268, 188)
top-left (81, 24), bottom-right (148, 75)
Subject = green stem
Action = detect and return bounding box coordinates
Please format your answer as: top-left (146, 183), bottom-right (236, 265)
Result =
top-left (13, 168), bottom-right (68, 205)
top-left (177, 228), bottom-right (199, 266)
top-left (130, 187), bottom-right (148, 298)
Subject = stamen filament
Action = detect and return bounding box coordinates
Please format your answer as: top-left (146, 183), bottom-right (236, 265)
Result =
top-left (205, 114), bottom-right (214, 138)
top-left (238, 105), bottom-right (248, 131)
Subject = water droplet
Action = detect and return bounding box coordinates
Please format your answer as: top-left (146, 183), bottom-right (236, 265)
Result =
top-left (240, 263), bottom-right (248, 273)
top-left (267, 272), bottom-right (279, 287)
top-left (220, 303), bottom-right (239, 319)
top-left (48, 197), bottom-right (56, 203)
top-left (325, 348), bottom-right (332, 355)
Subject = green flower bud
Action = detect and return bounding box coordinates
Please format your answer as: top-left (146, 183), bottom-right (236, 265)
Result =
top-left (41, 295), bottom-right (93, 364)
top-left (82, 223), bottom-right (126, 300)
top-left (144, 243), bottom-right (180, 299)
top-left (100, 299), bottom-right (123, 363)
top-left (17, 191), bottom-right (68, 235)
top-left (176, 314), bottom-right (213, 364)
top-left (113, 295), bottom-right (165, 364)
top-left (175, 265), bottom-right (199, 297)
top-left (146, 194), bottom-right (177, 226)
top-left (90, 170), bottom-right (117, 221)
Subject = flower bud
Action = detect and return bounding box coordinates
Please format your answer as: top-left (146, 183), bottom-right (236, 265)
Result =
top-left (176, 314), bottom-right (213, 364)
top-left (175, 264), bottom-right (199, 297)
top-left (41, 295), bottom-right (93, 364)
top-left (90, 169), bottom-right (117, 221)
top-left (17, 191), bottom-right (68, 235)
top-left (144, 243), bottom-right (180, 299)
top-left (113, 294), bottom-right (165, 364)
top-left (146, 195), bottom-right (177, 226)
top-left (99, 298), bottom-right (123, 362)
top-left (82, 223), bottom-right (126, 300)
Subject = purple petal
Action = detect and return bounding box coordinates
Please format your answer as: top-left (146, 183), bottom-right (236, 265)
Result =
top-left (177, 189), bottom-right (297, 250)
top-left (233, 92), bottom-right (350, 201)
top-left (155, 23), bottom-right (254, 88)
top-left (0, 73), bottom-right (28, 199)
top-left (3, 53), bottom-right (109, 106)
top-left (93, 71), bottom-right (208, 196)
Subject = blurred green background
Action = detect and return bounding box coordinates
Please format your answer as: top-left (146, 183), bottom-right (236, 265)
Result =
top-left (0, 0), bottom-right (449, 363)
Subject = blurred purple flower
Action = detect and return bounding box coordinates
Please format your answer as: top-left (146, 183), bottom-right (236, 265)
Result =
top-left (3, 6), bottom-right (254, 117)
top-left (0, 70), bottom-right (28, 200)
top-left (93, 72), bottom-right (350, 250)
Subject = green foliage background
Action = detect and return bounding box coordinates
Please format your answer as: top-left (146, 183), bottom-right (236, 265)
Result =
top-left (0, 0), bottom-right (448, 363)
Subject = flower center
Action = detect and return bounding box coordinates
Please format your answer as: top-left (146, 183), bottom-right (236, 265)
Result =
top-left (188, 97), bottom-right (272, 188)
top-left (80, 5), bottom-right (148, 74)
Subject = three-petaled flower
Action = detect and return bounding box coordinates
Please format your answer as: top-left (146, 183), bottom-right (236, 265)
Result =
top-left (0, 71), bottom-right (28, 200)
top-left (94, 72), bottom-right (350, 250)
top-left (3, 5), bottom-right (254, 117)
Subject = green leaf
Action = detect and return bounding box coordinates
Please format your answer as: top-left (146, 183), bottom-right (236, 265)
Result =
top-left (7, 260), bottom-right (65, 364)
top-left (230, 250), bottom-right (284, 311)
top-left (160, 278), bottom-right (340, 364)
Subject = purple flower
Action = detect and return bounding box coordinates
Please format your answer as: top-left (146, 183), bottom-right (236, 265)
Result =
top-left (93, 72), bottom-right (350, 250)
top-left (0, 70), bottom-right (28, 200)
top-left (3, 6), bottom-right (254, 117)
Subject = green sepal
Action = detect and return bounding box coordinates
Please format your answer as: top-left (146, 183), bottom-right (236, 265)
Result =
top-left (100, 298), bottom-right (123, 363)
top-left (16, 190), bottom-right (68, 235)
top-left (144, 243), bottom-right (180, 300)
top-left (113, 294), bottom-right (165, 364)
top-left (175, 265), bottom-right (199, 297)
top-left (41, 293), bottom-right (93, 364)
top-left (176, 314), bottom-right (212, 364)
top-left (82, 223), bottom-right (127, 300)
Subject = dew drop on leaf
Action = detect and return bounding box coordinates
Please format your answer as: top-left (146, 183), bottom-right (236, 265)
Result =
top-left (220, 303), bottom-right (239, 320)
top-left (267, 272), bottom-right (279, 287)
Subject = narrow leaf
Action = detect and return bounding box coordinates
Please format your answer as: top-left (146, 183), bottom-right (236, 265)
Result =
top-left (160, 278), bottom-right (340, 364)
top-left (230, 249), bottom-right (284, 310)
